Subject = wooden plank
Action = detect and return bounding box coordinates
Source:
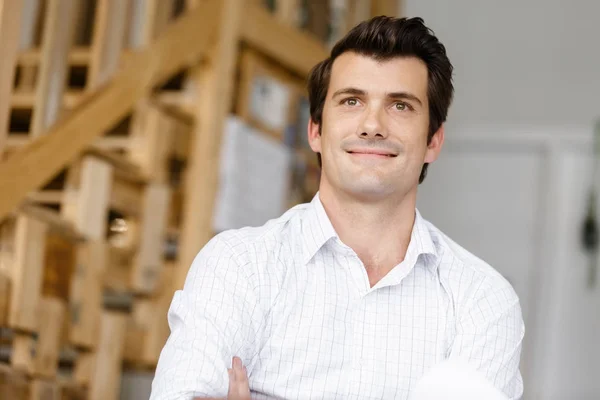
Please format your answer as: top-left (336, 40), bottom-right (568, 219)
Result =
top-left (83, 147), bottom-right (146, 184)
top-left (131, 183), bottom-right (170, 294)
top-left (18, 47), bottom-right (91, 66)
top-left (345, 0), bottom-right (371, 31)
top-left (304, 0), bottom-right (331, 43)
top-left (142, 263), bottom-right (175, 364)
top-left (276, 0), bottom-right (300, 26)
top-left (59, 380), bottom-right (87, 400)
top-left (7, 135), bottom-right (131, 152)
top-left (61, 156), bottom-right (112, 240)
top-left (73, 351), bottom-right (94, 387)
top-left (88, 311), bottom-right (127, 400)
top-left (0, 0), bottom-right (24, 160)
top-left (42, 233), bottom-right (76, 301)
top-left (0, 0), bottom-right (222, 222)
top-left (87, 0), bottom-right (131, 89)
top-left (68, 241), bottom-right (106, 349)
top-left (370, 0), bottom-right (398, 17)
top-left (11, 333), bottom-right (34, 374)
top-left (127, 0), bottom-right (176, 49)
top-left (0, 218), bottom-right (15, 294)
top-left (110, 177), bottom-right (144, 218)
top-left (176, 0), bottom-right (244, 289)
top-left (0, 272), bottom-right (10, 326)
top-left (17, 0), bottom-right (41, 50)
top-left (104, 244), bottom-right (133, 292)
top-left (9, 215), bottom-right (47, 332)
top-left (128, 101), bottom-right (174, 184)
top-left (19, 203), bottom-right (83, 242)
top-left (10, 90), bottom-right (83, 109)
top-left (29, 0), bottom-right (78, 137)
top-left (32, 297), bottom-right (66, 378)
top-left (0, 362), bottom-right (29, 400)
top-left (30, 379), bottom-right (60, 400)
top-left (240, 3), bottom-right (328, 77)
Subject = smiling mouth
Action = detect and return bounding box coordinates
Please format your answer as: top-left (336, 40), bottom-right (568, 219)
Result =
top-left (347, 151), bottom-right (397, 157)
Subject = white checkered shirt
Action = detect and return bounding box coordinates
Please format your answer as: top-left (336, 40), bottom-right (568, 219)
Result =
top-left (150, 193), bottom-right (524, 399)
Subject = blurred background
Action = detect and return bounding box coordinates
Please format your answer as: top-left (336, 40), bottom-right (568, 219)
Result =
top-left (0, 0), bottom-right (598, 399)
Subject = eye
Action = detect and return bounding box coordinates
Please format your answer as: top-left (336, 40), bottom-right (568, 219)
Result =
top-left (343, 98), bottom-right (359, 106)
top-left (394, 102), bottom-right (409, 111)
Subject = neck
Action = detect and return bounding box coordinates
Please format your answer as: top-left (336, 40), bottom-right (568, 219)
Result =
top-left (318, 185), bottom-right (417, 275)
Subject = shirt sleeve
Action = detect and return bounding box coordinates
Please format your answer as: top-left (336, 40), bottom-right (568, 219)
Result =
top-left (448, 281), bottom-right (525, 400)
top-left (150, 234), bottom-right (264, 400)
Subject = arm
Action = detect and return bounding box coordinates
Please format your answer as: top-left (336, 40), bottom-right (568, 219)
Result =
top-left (448, 282), bottom-right (525, 400)
top-left (150, 235), bottom-right (263, 400)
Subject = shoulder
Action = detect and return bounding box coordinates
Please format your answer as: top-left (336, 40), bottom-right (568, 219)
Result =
top-left (422, 218), bottom-right (520, 315)
top-left (208, 202), bottom-right (309, 261)
top-left (186, 202), bottom-right (310, 285)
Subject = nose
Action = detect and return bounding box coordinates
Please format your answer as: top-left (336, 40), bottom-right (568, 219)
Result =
top-left (357, 105), bottom-right (387, 139)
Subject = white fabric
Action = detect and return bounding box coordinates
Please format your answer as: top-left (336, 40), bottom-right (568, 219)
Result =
top-left (410, 358), bottom-right (509, 400)
top-left (150, 193), bottom-right (524, 400)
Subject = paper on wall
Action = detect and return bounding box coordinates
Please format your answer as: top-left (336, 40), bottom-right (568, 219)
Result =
top-left (213, 116), bottom-right (293, 232)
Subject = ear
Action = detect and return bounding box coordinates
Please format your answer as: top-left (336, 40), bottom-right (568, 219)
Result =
top-left (424, 124), bottom-right (445, 164)
top-left (307, 118), bottom-right (322, 154)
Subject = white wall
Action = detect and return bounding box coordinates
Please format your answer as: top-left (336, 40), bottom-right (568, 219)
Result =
top-left (404, 0), bottom-right (600, 398)
top-left (402, 0), bottom-right (600, 130)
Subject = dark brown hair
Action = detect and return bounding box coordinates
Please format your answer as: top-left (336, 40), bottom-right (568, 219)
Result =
top-left (307, 16), bottom-right (454, 183)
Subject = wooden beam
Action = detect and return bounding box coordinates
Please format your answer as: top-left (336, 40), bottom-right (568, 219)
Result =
top-left (131, 183), bottom-right (170, 294)
top-left (176, 0), bottom-right (243, 289)
top-left (88, 311), bottom-right (127, 400)
top-left (0, 272), bottom-right (9, 325)
top-left (128, 101), bottom-right (175, 184)
top-left (68, 241), bottom-right (106, 349)
top-left (17, 47), bottom-right (91, 66)
top-left (30, 380), bottom-right (60, 400)
top-left (240, 2), bottom-right (328, 78)
top-left (110, 177), bottom-right (144, 218)
top-left (276, 0), bottom-right (300, 26)
top-left (370, 0), bottom-right (398, 17)
top-left (9, 214), bottom-right (47, 332)
top-left (0, 0), bottom-right (24, 159)
top-left (0, 0), bottom-right (222, 222)
top-left (87, 0), bottom-right (131, 89)
top-left (30, 0), bottom-right (78, 137)
top-left (32, 297), bottom-right (66, 378)
top-left (0, 362), bottom-right (29, 400)
top-left (61, 156), bottom-right (113, 241)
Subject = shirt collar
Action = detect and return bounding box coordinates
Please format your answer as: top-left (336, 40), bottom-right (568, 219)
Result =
top-left (302, 192), bottom-right (338, 265)
top-left (302, 192), bottom-right (439, 266)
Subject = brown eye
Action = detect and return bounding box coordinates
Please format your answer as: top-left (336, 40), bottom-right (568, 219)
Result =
top-left (345, 98), bottom-right (358, 106)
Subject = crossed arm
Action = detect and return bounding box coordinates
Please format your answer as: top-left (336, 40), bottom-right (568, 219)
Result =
top-left (194, 357), bottom-right (250, 400)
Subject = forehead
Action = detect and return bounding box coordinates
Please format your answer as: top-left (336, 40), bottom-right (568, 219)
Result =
top-left (329, 52), bottom-right (428, 100)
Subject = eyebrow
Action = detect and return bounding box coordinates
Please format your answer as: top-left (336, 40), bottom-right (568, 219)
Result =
top-left (331, 87), bottom-right (423, 107)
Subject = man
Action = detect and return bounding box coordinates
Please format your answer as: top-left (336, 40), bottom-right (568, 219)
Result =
top-left (150, 16), bottom-right (525, 400)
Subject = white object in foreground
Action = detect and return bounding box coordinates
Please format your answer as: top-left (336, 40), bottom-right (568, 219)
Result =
top-left (410, 358), bottom-right (509, 400)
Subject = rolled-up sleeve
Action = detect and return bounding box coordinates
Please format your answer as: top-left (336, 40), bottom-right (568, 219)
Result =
top-left (448, 282), bottom-right (525, 400)
top-left (150, 234), bottom-right (263, 400)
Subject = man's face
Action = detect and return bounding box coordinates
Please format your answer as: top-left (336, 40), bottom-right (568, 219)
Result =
top-left (308, 52), bottom-right (444, 202)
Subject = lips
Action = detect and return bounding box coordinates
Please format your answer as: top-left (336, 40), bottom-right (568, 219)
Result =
top-left (346, 149), bottom-right (397, 157)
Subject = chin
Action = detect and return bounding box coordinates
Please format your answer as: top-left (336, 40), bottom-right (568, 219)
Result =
top-left (342, 181), bottom-right (396, 201)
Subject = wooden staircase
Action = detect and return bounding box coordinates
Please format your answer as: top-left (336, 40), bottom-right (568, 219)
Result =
top-left (0, 0), bottom-right (397, 398)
